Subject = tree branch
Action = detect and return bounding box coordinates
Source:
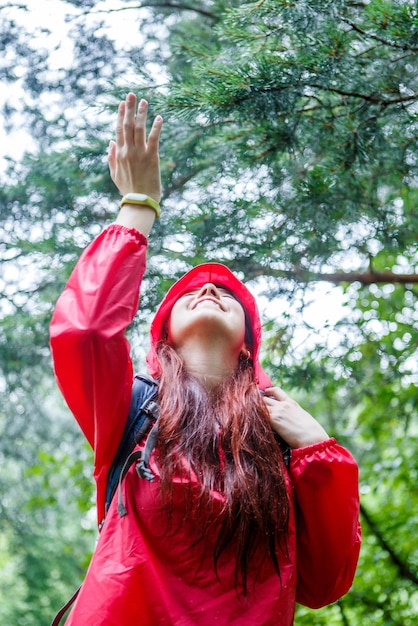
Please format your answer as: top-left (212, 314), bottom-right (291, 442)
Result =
top-left (310, 269), bottom-right (418, 286)
top-left (309, 83), bottom-right (418, 107)
top-left (360, 503), bottom-right (418, 585)
top-left (251, 267), bottom-right (418, 286)
top-left (337, 600), bottom-right (351, 626)
top-left (144, 2), bottom-right (216, 19)
top-left (163, 165), bottom-right (213, 196)
top-left (203, 81), bottom-right (417, 114)
top-left (340, 15), bottom-right (418, 53)
top-left (84, 1), bottom-right (216, 20)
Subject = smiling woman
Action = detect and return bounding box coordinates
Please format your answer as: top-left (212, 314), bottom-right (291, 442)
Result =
top-left (166, 282), bottom-right (247, 385)
top-left (49, 93), bottom-right (361, 626)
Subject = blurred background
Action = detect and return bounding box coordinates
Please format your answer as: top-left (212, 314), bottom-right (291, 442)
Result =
top-left (0, 1), bottom-right (417, 623)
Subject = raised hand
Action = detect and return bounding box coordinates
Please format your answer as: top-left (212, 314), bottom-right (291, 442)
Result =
top-left (108, 93), bottom-right (163, 201)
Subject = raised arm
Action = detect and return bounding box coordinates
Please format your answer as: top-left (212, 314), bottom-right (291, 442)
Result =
top-left (109, 93), bottom-right (163, 235)
top-left (50, 94), bottom-right (163, 522)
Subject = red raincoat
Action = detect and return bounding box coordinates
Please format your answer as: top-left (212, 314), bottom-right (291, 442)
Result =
top-left (50, 224), bottom-right (361, 625)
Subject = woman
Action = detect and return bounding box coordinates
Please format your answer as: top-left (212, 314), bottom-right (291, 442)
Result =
top-left (50, 93), bottom-right (361, 625)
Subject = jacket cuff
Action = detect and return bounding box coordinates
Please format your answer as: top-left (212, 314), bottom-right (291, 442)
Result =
top-left (291, 437), bottom-right (337, 460)
top-left (107, 223), bottom-right (148, 245)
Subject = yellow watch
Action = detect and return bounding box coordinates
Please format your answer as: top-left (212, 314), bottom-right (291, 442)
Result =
top-left (120, 193), bottom-right (161, 218)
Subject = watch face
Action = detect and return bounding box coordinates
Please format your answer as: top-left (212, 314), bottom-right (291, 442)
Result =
top-left (128, 194), bottom-right (147, 201)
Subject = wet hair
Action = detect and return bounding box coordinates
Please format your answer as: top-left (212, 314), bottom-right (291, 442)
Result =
top-left (154, 342), bottom-right (290, 595)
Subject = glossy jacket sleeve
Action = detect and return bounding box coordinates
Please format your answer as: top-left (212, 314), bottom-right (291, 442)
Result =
top-left (49, 224), bottom-right (148, 523)
top-left (290, 438), bottom-right (361, 608)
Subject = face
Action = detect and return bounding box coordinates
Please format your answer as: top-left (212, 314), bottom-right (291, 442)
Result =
top-left (167, 283), bottom-right (247, 353)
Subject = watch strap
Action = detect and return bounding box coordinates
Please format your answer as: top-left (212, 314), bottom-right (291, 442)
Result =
top-left (120, 193), bottom-right (161, 218)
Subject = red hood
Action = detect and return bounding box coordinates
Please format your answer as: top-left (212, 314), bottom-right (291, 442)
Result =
top-left (146, 263), bottom-right (272, 389)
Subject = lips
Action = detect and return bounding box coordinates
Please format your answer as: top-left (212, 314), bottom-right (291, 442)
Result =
top-left (192, 297), bottom-right (226, 311)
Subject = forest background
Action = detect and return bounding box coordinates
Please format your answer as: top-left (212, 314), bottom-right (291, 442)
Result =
top-left (0, 0), bottom-right (417, 624)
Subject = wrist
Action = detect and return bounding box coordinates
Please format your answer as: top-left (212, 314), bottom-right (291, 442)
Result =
top-left (115, 203), bottom-right (156, 236)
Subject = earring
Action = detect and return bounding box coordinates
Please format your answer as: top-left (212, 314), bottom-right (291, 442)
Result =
top-left (242, 348), bottom-right (251, 361)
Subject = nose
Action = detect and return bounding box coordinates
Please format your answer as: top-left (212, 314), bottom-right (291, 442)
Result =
top-left (197, 283), bottom-right (221, 299)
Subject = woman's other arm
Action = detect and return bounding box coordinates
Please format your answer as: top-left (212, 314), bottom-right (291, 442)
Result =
top-left (265, 387), bottom-right (361, 607)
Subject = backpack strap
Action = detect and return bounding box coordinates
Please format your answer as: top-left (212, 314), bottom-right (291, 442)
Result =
top-left (116, 449), bottom-right (143, 517)
top-left (102, 375), bottom-right (159, 523)
top-left (136, 420), bottom-right (159, 480)
top-left (275, 434), bottom-right (292, 468)
top-left (117, 416), bottom-right (160, 516)
top-left (50, 585), bottom-right (82, 626)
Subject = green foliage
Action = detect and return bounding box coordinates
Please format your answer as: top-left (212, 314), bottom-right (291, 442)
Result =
top-left (0, 0), bottom-right (417, 623)
top-left (267, 277), bottom-right (418, 623)
top-left (0, 377), bottom-right (95, 624)
top-left (158, 0), bottom-right (417, 270)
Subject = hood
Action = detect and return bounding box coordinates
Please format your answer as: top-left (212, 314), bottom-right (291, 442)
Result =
top-left (146, 262), bottom-right (272, 389)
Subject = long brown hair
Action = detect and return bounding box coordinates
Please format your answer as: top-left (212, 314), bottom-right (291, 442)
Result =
top-left (154, 342), bottom-right (290, 594)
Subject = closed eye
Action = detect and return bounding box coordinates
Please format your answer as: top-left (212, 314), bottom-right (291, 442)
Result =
top-left (181, 289), bottom-right (199, 297)
top-left (217, 289), bottom-right (234, 298)
top-left (180, 286), bottom-right (236, 300)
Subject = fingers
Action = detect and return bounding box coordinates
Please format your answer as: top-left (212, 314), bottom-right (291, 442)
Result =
top-left (107, 140), bottom-right (116, 172)
top-left (264, 386), bottom-right (288, 402)
top-left (115, 93), bottom-right (141, 149)
top-left (147, 114), bottom-right (163, 152)
top-left (134, 98), bottom-right (148, 147)
top-left (115, 101), bottom-right (125, 148)
top-left (114, 93), bottom-right (162, 151)
top-left (124, 93), bottom-right (137, 147)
